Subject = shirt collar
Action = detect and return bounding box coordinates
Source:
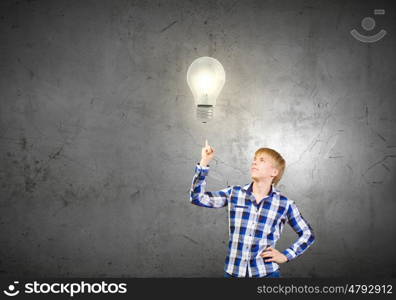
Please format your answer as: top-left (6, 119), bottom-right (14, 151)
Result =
top-left (242, 182), bottom-right (279, 196)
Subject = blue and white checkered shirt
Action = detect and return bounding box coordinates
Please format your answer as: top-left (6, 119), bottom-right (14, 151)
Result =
top-left (189, 162), bottom-right (316, 277)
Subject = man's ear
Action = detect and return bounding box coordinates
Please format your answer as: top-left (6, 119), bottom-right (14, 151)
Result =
top-left (272, 168), bottom-right (279, 177)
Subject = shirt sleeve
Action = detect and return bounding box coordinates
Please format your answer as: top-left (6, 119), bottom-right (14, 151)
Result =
top-left (189, 162), bottom-right (232, 208)
top-left (282, 200), bottom-right (316, 262)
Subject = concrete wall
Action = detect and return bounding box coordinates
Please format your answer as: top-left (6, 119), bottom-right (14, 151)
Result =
top-left (0, 0), bottom-right (395, 277)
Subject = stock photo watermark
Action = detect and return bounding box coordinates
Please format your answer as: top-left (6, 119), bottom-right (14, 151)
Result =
top-left (350, 9), bottom-right (387, 43)
top-left (2, 280), bottom-right (127, 297)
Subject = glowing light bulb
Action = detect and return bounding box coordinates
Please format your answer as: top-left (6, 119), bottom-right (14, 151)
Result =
top-left (187, 56), bottom-right (226, 123)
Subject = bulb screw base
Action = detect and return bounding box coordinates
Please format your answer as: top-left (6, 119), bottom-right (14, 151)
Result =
top-left (196, 105), bottom-right (214, 123)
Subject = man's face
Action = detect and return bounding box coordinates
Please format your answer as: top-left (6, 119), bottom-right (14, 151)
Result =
top-left (251, 153), bottom-right (279, 182)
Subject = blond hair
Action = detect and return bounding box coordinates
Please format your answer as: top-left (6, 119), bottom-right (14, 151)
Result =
top-left (254, 148), bottom-right (286, 187)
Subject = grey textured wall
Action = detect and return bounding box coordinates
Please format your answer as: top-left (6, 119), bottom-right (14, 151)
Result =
top-left (1, 0), bottom-right (395, 278)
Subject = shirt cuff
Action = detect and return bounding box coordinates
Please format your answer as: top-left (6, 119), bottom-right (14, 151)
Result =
top-left (282, 248), bottom-right (296, 262)
top-left (195, 162), bottom-right (210, 176)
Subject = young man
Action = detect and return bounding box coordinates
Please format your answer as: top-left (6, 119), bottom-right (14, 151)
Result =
top-left (189, 140), bottom-right (316, 278)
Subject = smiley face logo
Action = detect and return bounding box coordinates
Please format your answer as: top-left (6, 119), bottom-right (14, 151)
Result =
top-left (351, 9), bottom-right (387, 43)
top-left (3, 281), bottom-right (20, 297)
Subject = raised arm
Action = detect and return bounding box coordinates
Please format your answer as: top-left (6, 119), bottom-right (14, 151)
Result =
top-left (189, 140), bottom-right (231, 208)
top-left (189, 163), bottom-right (232, 208)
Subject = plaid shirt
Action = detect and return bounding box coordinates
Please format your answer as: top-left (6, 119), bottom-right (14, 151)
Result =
top-left (189, 162), bottom-right (316, 277)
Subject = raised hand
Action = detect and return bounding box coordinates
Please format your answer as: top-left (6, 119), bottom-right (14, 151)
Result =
top-left (200, 139), bottom-right (215, 167)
